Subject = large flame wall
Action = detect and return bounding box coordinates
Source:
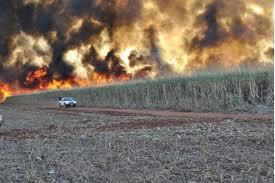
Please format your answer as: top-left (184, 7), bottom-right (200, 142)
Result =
top-left (0, 0), bottom-right (274, 101)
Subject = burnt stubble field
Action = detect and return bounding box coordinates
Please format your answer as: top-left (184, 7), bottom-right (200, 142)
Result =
top-left (0, 105), bottom-right (273, 182)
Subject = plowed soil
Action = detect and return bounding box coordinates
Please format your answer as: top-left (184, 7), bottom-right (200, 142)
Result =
top-left (0, 105), bottom-right (273, 182)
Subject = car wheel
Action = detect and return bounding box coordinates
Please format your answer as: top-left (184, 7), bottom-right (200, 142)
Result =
top-left (73, 105), bottom-right (76, 108)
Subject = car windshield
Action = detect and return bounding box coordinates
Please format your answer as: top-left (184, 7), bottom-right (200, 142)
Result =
top-left (63, 97), bottom-right (74, 101)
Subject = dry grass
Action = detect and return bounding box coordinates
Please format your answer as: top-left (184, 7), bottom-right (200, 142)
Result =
top-left (6, 69), bottom-right (273, 113)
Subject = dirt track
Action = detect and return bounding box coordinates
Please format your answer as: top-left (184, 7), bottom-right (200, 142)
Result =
top-left (0, 105), bottom-right (273, 182)
top-left (1, 106), bottom-right (272, 140)
top-left (43, 106), bottom-right (273, 120)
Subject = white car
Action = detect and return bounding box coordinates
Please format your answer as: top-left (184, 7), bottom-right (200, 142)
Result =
top-left (59, 97), bottom-right (77, 108)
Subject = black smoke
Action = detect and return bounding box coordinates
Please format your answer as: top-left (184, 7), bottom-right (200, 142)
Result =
top-left (0, 0), bottom-right (144, 87)
top-left (190, 1), bottom-right (225, 49)
top-left (185, 0), bottom-right (273, 71)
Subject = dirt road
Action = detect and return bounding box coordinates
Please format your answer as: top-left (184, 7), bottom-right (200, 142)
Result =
top-left (0, 105), bottom-right (273, 182)
top-left (1, 106), bottom-right (272, 140)
top-left (42, 106), bottom-right (273, 120)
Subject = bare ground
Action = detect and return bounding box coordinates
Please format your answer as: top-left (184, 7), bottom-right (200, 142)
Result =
top-left (0, 105), bottom-right (273, 182)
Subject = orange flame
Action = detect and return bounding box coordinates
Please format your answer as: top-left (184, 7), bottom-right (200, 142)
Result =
top-left (24, 66), bottom-right (48, 89)
top-left (0, 83), bottom-right (12, 102)
top-left (0, 66), bottom-right (131, 103)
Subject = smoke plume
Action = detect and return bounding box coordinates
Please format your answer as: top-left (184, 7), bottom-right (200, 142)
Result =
top-left (0, 0), bottom-right (273, 100)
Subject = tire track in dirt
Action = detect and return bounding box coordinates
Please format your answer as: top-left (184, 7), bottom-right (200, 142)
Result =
top-left (41, 106), bottom-right (273, 121)
top-left (0, 106), bottom-right (273, 140)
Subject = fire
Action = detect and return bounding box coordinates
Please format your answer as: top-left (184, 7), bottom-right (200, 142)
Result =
top-left (24, 66), bottom-right (48, 88)
top-left (23, 66), bottom-right (123, 90)
top-left (0, 65), bottom-right (132, 103)
top-left (0, 83), bottom-right (12, 102)
top-left (91, 72), bottom-right (130, 84)
top-left (0, 0), bottom-right (273, 102)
